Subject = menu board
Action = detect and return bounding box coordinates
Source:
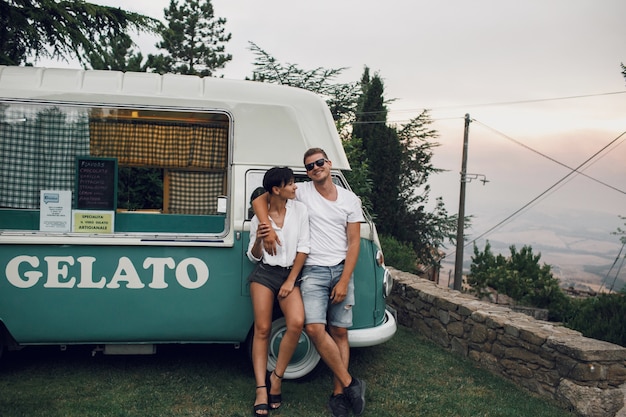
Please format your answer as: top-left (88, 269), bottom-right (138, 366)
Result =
top-left (75, 157), bottom-right (117, 210)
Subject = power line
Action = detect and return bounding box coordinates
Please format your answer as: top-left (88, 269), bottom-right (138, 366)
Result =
top-left (599, 241), bottom-right (626, 294)
top-left (352, 91), bottom-right (626, 269)
top-left (445, 129), bottom-right (626, 259)
top-left (608, 249), bottom-right (626, 294)
top-left (353, 90), bottom-right (626, 124)
top-left (354, 115), bottom-right (462, 125)
top-left (473, 120), bottom-right (626, 195)
top-left (385, 90), bottom-right (626, 115)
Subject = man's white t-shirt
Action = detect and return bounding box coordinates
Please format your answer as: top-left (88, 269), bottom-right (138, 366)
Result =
top-left (296, 181), bottom-right (364, 266)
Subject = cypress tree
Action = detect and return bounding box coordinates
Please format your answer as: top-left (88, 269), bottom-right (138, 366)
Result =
top-left (353, 68), bottom-right (402, 235)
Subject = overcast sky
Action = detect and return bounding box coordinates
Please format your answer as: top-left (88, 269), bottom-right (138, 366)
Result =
top-left (39, 0), bottom-right (626, 275)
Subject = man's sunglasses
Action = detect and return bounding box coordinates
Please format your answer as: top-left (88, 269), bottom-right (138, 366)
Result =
top-left (305, 158), bottom-right (328, 171)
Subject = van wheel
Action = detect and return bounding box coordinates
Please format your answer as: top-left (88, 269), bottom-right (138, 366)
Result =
top-left (267, 317), bottom-right (320, 379)
top-left (246, 316), bottom-right (320, 379)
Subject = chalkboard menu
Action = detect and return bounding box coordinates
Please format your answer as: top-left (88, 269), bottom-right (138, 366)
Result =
top-left (75, 157), bottom-right (117, 210)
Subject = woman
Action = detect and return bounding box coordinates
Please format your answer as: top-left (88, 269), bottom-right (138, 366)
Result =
top-left (247, 167), bottom-right (310, 416)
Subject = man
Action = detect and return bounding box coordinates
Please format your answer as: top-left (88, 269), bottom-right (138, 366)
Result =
top-left (252, 148), bottom-right (366, 417)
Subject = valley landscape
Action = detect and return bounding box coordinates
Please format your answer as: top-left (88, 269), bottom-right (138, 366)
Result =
top-left (438, 207), bottom-right (625, 293)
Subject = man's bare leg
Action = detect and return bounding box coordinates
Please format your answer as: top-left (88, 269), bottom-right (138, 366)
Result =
top-left (305, 323), bottom-right (352, 389)
top-left (329, 325), bottom-right (350, 395)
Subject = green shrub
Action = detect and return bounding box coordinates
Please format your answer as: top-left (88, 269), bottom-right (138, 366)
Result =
top-left (467, 242), bottom-right (626, 347)
top-left (467, 241), bottom-right (571, 321)
top-left (564, 293), bottom-right (626, 347)
top-left (379, 234), bottom-right (420, 274)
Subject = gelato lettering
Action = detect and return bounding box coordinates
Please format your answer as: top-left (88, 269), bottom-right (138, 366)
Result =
top-left (5, 255), bottom-right (209, 289)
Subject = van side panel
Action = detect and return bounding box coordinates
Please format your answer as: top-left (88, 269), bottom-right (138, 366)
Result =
top-left (352, 238), bottom-right (385, 330)
top-left (0, 243), bottom-right (253, 344)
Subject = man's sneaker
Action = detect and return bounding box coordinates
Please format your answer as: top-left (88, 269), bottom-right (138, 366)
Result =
top-left (343, 377), bottom-right (366, 415)
top-left (328, 393), bottom-right (350, 417)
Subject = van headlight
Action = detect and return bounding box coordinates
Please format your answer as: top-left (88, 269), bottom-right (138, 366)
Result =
top-left (383, 268), bottom-right (393, 298)
top-left (375, 249), bottom-right (384, 267)
top-left (376, 249), bottom-right (393, 298)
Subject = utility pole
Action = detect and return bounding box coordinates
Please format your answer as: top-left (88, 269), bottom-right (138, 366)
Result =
top-left (453, 114), bottom-right (471, 291)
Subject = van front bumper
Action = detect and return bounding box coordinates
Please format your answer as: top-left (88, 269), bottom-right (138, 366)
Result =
top-left (348, 307), bottom-right (397, 348)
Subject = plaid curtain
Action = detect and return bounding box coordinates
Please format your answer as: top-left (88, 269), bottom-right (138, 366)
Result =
top-left (168, 171), bottom-right (225, 215)
top-left (0, 105), bottom-right (90, 208)
top-left (89, 120), bottom-right (228, 169)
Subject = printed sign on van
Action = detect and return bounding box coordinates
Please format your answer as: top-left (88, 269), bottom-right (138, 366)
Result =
top-left (40, 190), bottom-right (72, 232)
top-left (72, 210), bottom-right (114, 233)
top-left (4, 255), bottom-right (209, 290)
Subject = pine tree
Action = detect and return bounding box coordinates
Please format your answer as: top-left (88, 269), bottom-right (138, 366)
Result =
top-left (0, 0), bottom-right (158, 66)
top-left (146, 0), bottom-right (231, 76)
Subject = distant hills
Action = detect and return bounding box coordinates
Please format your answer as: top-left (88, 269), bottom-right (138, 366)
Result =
top-left (439, 207), bottom-right (625, 293)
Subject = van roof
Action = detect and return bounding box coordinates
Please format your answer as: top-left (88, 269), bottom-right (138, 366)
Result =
top-left (0, 66), bottom-right (350, 170)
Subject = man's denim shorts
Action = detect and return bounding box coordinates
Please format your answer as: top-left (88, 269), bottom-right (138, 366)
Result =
top-left (300, 263), bottom-right (354, 328)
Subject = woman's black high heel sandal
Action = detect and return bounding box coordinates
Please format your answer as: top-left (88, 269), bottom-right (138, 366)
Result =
top-left (253, 385), bottom-right (270, 417)
top-left (267, 370), bottom-right (283, 410)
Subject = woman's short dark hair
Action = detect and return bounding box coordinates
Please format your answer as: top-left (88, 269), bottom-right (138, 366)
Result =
top-left (263, 166), bottom-right (294, 193)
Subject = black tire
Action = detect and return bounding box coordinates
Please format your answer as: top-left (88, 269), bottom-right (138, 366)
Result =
top-left (0, 326), bottom-right (5, 362)
top-left (246, 316), bottom-right (320, 380)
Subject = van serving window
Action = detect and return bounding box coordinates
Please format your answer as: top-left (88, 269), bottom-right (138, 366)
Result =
top-left (0, 101), bottom-right (230, 235)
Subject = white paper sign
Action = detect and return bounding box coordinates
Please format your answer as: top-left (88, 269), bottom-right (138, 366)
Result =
top-left (40, 190), bottom-right (72, 232)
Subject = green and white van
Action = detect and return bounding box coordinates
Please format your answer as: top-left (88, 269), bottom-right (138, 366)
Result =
top-left (0, 66), bottom-right (396, 378)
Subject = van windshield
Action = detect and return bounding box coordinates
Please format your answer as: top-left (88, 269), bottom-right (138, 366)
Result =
top-left (244, 170), bottom-right (360, 221)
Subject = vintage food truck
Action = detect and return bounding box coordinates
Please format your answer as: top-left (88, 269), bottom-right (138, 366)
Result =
top-left (0, 66), bottom-right (396, 378)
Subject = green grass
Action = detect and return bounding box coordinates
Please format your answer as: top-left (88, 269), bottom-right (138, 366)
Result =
top-left (0, 326), bottom-right (575, 417)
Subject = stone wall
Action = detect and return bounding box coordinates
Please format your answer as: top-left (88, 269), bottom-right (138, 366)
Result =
top-left (387, 267), bottom-right (626, 417)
